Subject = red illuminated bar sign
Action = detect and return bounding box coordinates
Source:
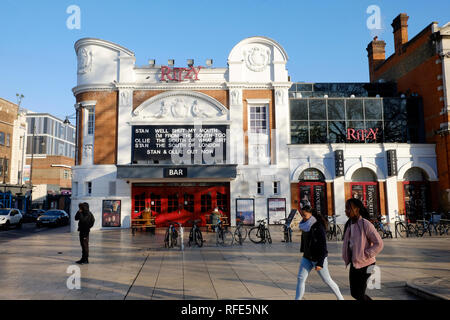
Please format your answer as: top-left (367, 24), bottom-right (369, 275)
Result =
top-left (347, 128), bottom-right (379, 142)
top-left (160, 66), bottom-right (202, 81)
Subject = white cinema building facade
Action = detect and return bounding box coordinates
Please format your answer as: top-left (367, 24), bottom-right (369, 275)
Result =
top-left (70, 36), bottom-right (438, 231)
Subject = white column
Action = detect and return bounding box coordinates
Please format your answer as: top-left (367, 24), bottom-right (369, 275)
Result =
top-left (274, 87), bottom-right (290, 167)
top-left (385, 176), bottom-right (399, 228)
top-left (228, 88), bottom-right (244, 166)
top-left (333, 176), bottom-right (346, 224)
top-left (117, 89), bottom-right (133, 165)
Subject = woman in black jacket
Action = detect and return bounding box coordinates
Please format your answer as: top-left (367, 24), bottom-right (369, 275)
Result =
top-left (295, 205), bottom-right (344, 300)
top-left (75, 202), bottom-right (95, 264)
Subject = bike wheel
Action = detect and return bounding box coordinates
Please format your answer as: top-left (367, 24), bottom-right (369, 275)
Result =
top-left (249, 226), bottom-right (263, 243)
top-left (326, 228), bottom-right (333, 241)
top-left (222, 229), bottom-right (233, 246)
top-left (195, 229), bottom-right (203, 247)
top-left (240, 227), bottom-right (248, 241)
top-left (233, 229), bottom-right (243, 245)
top-left (395, 222), bottom-right (407, 238)
top-left (266, 228), bottom-right (272, 244)
top-left (407, 224), bottom-right (418, 237)
top-left (336, 225), bottom-right (343, 241)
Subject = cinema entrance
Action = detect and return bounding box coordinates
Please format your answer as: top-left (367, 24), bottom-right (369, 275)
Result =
top-left (132, 183), bottom-right (230, 227)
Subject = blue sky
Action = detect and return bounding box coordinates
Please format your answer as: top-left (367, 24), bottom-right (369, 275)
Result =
top-left (1, 0), bottom-right (449, 120)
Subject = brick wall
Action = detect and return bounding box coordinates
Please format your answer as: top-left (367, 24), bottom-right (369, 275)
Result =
top-left (0, 99), bottom-right (19, 183)
top-left (26, 155), bottom-right (74, 188)
top-left (76, 91), bottom-right (118, 165)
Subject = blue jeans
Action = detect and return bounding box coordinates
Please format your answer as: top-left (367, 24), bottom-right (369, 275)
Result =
top-left (295, 257), bottom-right (344, 300)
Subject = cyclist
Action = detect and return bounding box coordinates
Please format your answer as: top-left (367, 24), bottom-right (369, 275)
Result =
top-left (295, 205), bottom-right (344, 300)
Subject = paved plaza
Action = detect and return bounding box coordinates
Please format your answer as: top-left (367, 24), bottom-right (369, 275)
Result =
top-left (0, 224), bottom-right (449, 300)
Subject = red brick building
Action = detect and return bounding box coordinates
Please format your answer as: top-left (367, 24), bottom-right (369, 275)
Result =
top-left (367, 13), bottom-right (450, 211)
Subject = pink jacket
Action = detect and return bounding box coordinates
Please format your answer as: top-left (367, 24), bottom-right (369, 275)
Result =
top-left (342, 217), bottom-right (384, 269)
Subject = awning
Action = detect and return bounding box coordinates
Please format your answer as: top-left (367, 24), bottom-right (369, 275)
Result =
top-left (116, 164), bottom-right (237, 180)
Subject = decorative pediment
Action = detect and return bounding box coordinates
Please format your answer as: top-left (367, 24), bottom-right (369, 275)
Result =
top-left (133, 91), bottom-right (229, 121)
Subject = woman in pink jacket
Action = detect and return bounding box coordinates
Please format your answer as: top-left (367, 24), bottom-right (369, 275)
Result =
top-left (342, 198), bottom-right (384, 300)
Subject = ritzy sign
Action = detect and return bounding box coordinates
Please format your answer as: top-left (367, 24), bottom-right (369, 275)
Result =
top-left (347, 128), bottom-right (379, 142)
top-left (160, 66), bottom-right (202, 82)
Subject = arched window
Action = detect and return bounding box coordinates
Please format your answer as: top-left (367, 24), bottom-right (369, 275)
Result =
top-left (403, 167), bottom-right (429, 221)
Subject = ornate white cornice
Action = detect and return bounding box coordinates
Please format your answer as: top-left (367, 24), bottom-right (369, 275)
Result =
top-left (72, 84), bottom-right (116, 96)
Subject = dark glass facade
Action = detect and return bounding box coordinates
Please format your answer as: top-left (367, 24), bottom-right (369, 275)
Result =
top-left (289, 83), bottom-right (425, 144)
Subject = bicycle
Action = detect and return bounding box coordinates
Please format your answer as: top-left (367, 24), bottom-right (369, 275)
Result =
top-left (394, 214), bottom-right (418, 238)
top-left (249, 219), bottom-right (272, 244)
top-left (187, 219), bottom-right (203, 247)
top-left (231, 219), bottom-right (248, 245)
top-left (214, 218), bottom-right (233, 246)
top-left (164, 221), bottom-right (180, 248)
top-left (326, 215), bottom-right (343, 241)
top-left (278, 218), bottom-right (292, 243)
top-left (371, 217), bottom-right (393, 239)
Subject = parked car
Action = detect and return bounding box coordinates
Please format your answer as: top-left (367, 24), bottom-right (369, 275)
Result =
top-left (22, 209), bottom-right (46, 223)
top-left (0, 209), bottom-right (23, 230)
top-left (36, 210), bottom-right (70, 228)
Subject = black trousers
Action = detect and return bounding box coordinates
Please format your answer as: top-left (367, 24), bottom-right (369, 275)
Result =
top-left (349, 263), bottom-right (375, 301)
top-left (79, 232), bottom-right (89, 261)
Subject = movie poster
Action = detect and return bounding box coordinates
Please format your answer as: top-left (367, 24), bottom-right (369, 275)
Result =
top-left (102, 200), bottom-right (121, 227)
top-left (267, 198), bottom-right (286, 224)
top-left (236, 198), bottom-right (255, 226)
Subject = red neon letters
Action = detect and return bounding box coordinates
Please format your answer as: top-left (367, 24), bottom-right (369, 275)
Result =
top-left (160, 66), bottom-right (202, 82)
top-left (347, 128), bottom-right (379, 141)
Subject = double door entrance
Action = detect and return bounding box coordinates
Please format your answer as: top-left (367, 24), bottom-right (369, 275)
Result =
top-left (299, 182), bottom-right (327, 216)
top-left (132, 183), bottom-right (230, 227)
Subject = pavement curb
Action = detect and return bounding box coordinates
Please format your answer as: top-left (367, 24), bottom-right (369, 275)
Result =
top-left (405, 279), bottom-right (449, 300)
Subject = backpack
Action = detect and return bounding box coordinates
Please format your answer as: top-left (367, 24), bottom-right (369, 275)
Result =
top-left (88, 213), bottom-right (95, 228)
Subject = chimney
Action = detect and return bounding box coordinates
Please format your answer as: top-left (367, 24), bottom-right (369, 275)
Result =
top-left (367, 37), bottom-right (386, 81)
top-left (392, 13), bottom-right (409, 54)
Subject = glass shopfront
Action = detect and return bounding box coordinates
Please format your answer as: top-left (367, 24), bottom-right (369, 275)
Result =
top-left (289, 83), bottom-right (425, 145)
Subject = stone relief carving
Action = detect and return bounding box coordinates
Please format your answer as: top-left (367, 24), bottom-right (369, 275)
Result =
top-left (154, 101), bottom-right (169, 118)
top-left (243, 46), bottom-right (271, 72)
top-left (231, 90), bottom-right (241, 105)
top-left (134, 96), bottom-right (227, 120)
top-left (275, 90), bottom-right (284, 105)
top-left (83, 144), bottom-right (93, 162)
top-left (119, 90), bottom-right (131, 106)
top-left (77, 48), bottom-right (93, 74)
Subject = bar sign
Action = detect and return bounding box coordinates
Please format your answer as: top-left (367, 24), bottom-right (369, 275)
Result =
top-left (335, 150), bottom-right (344, 177)
top-left (163, 168), bottom-right (187, 178)
top-left (386, 150), bottom-right (398, 176)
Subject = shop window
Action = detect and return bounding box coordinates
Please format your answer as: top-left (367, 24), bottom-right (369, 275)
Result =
top-left (290, 100), bottom-right (308, 120)
top-left (364, 99), bottom-right (383, 120)
top-left (328, 121), bottom-right (346, 143)
top-left (200, 194), bottom-right (212, 213)
top-left (346, 99), bottom-right (363, 120)
top-left (291, 121), bottom-right (309, 144)
top-left (309, 99), bottom-right (327, 120)
top-left (150, 193), bottom-right (161, 214)
top-left (216, 192), bottom-right (228, 212)
top-left (257, 182), bottom-right (264, 195)
top-left (309, 121), bottom-right (327, 143)
top-left (167, 194), bottom-right (179, 213)
top-left (183, 193), bottom-right (194, 213)
top-left (327, 99), bottom-right (345, 120)
top-left (134, 193), bottom-right (145, 213)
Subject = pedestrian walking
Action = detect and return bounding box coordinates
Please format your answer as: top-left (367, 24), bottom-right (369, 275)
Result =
top-left (295, 205), bottom-right (344, 300)
top-left (342, 198), bottom-right (384, 300)
top-left (75, 202), bottom-right (95, 264)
